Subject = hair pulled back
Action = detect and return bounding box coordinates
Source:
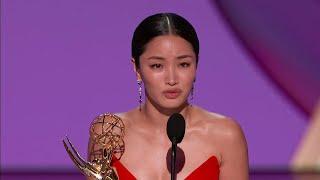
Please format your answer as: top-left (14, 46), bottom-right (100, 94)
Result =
top-left (132, 13), bottom-right (199, 68)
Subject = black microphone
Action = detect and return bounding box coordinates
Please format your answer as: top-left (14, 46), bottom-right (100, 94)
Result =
top-left (166, 113), bottom-right (185, 180)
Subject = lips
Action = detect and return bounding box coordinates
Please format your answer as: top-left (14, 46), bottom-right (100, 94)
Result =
top-left (163, 89), bottom-right (182, 99)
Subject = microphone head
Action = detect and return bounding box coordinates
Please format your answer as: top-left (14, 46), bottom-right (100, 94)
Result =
top-left (166, 113), bottom-right (186, 144)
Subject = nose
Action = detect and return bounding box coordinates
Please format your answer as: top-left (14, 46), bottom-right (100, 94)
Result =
top-left (165, 65), bottom-right (178, 86)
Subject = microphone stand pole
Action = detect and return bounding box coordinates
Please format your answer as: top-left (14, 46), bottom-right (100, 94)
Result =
top-left (171, 140), bottom-right (177, 180)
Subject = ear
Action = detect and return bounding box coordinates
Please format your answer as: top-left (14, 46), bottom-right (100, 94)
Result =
top-left (131, 58), bottom-right (142, 81)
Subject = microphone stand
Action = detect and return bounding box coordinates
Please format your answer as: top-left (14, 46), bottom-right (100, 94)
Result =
top-left (171, 139), bottom-right (177, 180)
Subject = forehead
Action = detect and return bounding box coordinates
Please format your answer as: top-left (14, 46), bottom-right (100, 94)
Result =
top-left (142, 35), bottom-right (194, 56)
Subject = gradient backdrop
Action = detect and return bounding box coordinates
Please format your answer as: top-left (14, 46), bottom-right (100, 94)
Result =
top-left (2, 0), bottom-right (319, 171)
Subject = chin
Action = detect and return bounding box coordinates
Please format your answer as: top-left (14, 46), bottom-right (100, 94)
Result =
top-left (147, 93), bottom-right (188, 112)
top-left (161, 99), bottom-right (188, 110)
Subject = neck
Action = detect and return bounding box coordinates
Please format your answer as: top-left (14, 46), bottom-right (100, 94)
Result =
top-left (140, 98), bottom-right (192, 133)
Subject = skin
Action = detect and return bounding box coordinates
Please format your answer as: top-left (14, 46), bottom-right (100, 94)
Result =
top-left (88, 35), bottom-right (248, 179)
top-left (291, 100), bottom-right (320, 173)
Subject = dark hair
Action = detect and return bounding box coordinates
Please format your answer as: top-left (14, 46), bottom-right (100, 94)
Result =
top-left (132, 13), bottom-right (199, 68)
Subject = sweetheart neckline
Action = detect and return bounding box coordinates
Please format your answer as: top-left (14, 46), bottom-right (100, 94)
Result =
top-left (113, 155), bottom-right (219, 179)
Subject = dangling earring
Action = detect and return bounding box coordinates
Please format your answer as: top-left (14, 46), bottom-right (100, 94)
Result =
top-left (190, 82), bottom-right (194, 105)
top-left (137, 80), bottom-right (142, 111)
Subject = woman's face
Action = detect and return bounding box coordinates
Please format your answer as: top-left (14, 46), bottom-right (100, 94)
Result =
top-left (137, 35), bottom-right (197, 109)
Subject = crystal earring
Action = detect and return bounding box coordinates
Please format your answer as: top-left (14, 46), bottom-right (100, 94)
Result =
top-left (190, 83), bottom-right (194, 104)
top-left (137, 80), bottom-right (142, 111)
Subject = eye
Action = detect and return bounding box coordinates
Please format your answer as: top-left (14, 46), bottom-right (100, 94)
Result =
top-left (150, 64), bottom-right (162, 69)
top-left (180, 62), bottom-right (190, 68)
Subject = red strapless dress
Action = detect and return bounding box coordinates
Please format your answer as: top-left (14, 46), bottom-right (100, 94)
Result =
top-left (111, 156), bottom-right (220, 179)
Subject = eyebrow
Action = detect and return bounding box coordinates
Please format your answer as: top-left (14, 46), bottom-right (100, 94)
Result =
top-left (147, 56), bottom-right (165, 60)
top-left (147, 55), bottom-right (194, 61)
top-left (177, 55), bottom-right (194, 59)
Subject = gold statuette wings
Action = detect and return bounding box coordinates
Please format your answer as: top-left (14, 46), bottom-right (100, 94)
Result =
top-left (63, 113), bottom-right (125, 180)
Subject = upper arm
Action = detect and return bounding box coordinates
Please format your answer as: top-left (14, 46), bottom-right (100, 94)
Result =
top-left (218, 119), bottom-right (249, 180)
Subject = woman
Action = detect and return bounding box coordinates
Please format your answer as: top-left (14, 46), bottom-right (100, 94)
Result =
top-left (87, 13), bottom-right (248, 180)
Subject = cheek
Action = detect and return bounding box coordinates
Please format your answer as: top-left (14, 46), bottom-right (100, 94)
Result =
top-left (184, 78), bottom-right (195, 92)
top-left (180, 73), bottom-right (196, 95)
top-left (180, 69), bottom-right (196, 84)
top-left (142, 72), bottom-right (161, 85)
top-left (140, 70), bottom-right (163, 92)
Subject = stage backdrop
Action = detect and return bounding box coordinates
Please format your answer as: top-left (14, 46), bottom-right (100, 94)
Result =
top-left (2, 0), bottom-right (318, 170)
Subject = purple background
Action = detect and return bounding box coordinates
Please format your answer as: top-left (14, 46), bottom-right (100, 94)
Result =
top-left (1, 0), bottom-right (309, 170)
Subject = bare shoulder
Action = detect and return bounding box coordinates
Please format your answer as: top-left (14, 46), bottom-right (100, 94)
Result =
top-left (193, 106), bottom-right (249, 179)
top-left (192, 106), bottom-right (246, 143)
top-left (114, 108), bottom-right (140, 128)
